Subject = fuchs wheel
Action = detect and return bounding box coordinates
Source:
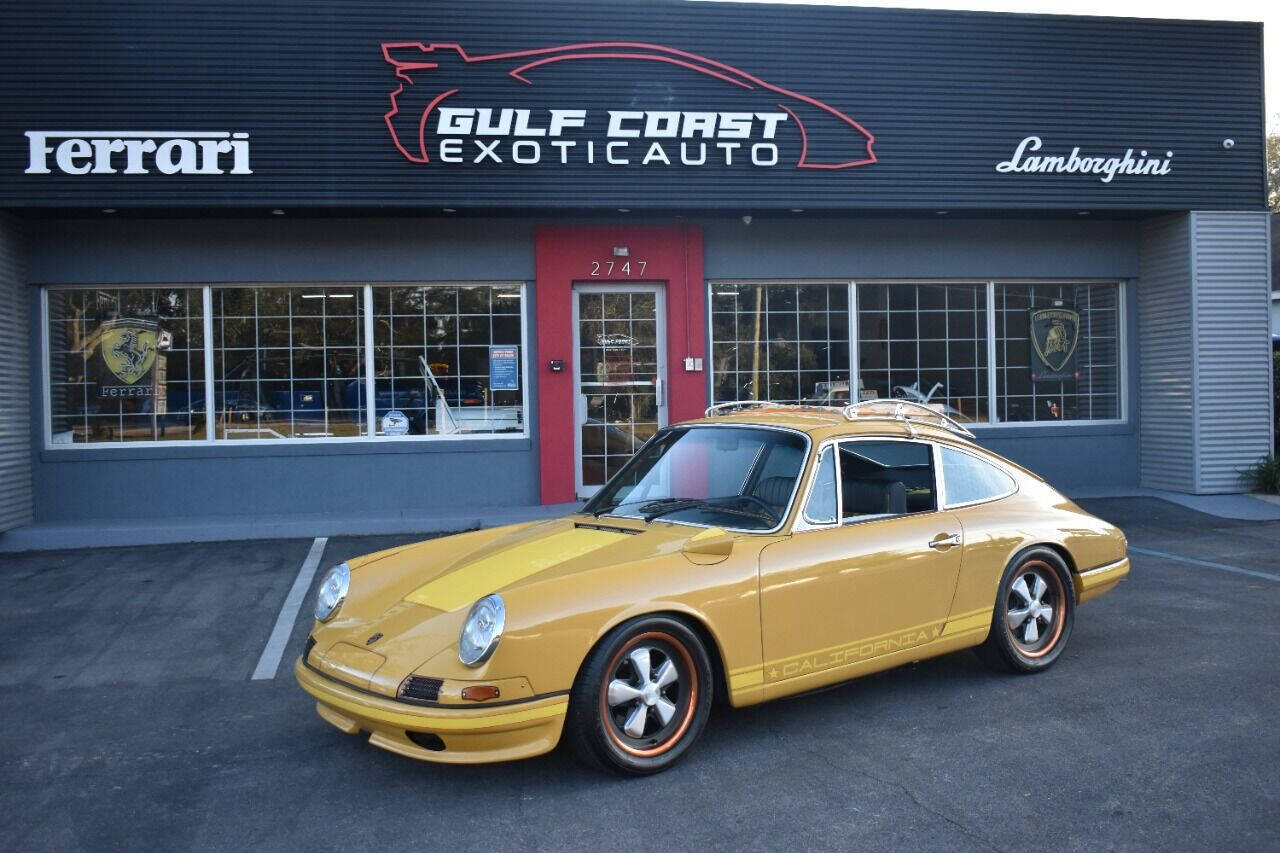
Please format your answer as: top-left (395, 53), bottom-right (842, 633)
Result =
top-left (978, 547), bottom-right (1075, 674)
top-left (566, 616), bottom-right (713, 776)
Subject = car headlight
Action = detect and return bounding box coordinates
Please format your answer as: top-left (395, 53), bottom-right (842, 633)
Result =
top-left (458, 594), bottom-right (505, 667)
top-left (314, 562), bottom-right (350, 623)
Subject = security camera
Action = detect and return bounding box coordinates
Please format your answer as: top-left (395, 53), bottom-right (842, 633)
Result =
top-left (1222, 138), bottom-right (1235, 149)
top-left (742, 215), bottom-right (753, 226)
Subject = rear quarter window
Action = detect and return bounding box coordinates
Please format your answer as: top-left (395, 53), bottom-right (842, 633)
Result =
top-left (941, 447), bottom-right (1016, 506)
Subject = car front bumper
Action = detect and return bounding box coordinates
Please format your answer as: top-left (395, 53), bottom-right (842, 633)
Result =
top-left (294, 657), bottom-right (568, 764)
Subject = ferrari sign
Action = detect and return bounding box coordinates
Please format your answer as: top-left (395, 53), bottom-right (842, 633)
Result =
top-left (1028, 308), bottom-right (1080, 382)
top-left (91, 319), bottom-right (171, 398)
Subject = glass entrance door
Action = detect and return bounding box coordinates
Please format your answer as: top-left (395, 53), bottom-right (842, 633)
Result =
top-left (573, 284), bottom-right (668, 499)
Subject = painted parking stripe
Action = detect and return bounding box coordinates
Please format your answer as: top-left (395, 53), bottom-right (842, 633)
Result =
top-left (252, 537), bottom-right (329, 680)
top-left (1128, 546), bottom-right (1280, 583)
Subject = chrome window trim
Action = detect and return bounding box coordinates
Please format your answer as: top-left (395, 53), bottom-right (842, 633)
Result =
top-left (590, 422), bottom-right (812, 536)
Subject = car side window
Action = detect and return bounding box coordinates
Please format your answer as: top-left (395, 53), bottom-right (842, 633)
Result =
top-left (941, 446), bottom-right (1016, 506)
top-left (802, 447), bottom-right (838, 524)
top-left (838, 440), bottom-right (936, 521)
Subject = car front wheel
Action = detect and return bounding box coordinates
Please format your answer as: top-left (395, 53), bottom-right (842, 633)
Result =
top-left (566, 615), bottom-right (713, 776)
top-left (978, 547), bottom-right (1075, 673)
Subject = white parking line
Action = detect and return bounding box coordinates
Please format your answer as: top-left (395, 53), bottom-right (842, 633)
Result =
top-left (251, 537), bottom-right (329, 680)
top-left (1129, 546), bottom-right (1280, 583)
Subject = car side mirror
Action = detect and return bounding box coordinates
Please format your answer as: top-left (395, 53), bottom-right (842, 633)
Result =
top-left (682, 526), bottom-right (735, 564)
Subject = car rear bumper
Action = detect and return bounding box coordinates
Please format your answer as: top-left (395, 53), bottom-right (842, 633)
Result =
top-left (1075, 557), bottom-right (1130, 604)
top-left (294, 657), bottom-right (568, 764)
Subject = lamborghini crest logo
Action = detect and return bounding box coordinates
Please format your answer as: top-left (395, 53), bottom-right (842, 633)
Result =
top-left (1028, 308), bottom-right (1080, 379)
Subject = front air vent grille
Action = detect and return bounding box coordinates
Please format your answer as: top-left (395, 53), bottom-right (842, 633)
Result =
top-left (399, 675), bottom-right (443, 704)
top-left (303, 635), bottom-right (317, 663)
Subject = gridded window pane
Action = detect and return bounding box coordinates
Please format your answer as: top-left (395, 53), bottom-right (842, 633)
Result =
top-left (47, 288), bottom-right (205, 444)
top-left (857, 283), bottom-right (988, 424)
top-left (994, 283), bottom-right (1120, 422)
top-left (709, 282), bottom-right (851, 405)
top-left (213, 287), bottom-right (365, 439)
top-left (372, 284), bottom-right (525, 436)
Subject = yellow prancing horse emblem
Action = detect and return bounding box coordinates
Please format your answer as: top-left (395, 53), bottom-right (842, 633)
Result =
top-left (100, 322), bottom-right (158, 384)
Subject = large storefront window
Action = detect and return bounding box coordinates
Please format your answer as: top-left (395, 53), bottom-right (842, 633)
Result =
top-left (857, 282), bottom-right (988, 423)
top-left (213, 287), bottom-right (365, 440)
top-left (709, 280), bottom-right (1123, 426)
top-left (994, 283), bottom-right (1121, 422)
top-left (47, 288), bottom-right (205, 443)
top-left (45, 283), bottom-right (527, 445)
top-left (371, 284), bottom-right (524, 436)
top-left (710, 283), bottom-right (849, 404)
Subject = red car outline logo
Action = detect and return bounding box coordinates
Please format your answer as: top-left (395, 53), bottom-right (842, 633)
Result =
top-left (380, 41), bottom-right (876, 169)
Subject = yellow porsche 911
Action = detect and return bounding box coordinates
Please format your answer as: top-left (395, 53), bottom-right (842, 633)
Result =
top-left (296, 400), bottom-right (1129, 775)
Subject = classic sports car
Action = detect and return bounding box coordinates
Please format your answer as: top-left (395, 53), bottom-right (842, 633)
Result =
top-left (296, 400), bottom-right (1129, 775)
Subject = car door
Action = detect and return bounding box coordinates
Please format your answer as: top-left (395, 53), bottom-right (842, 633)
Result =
top-left (758, 438), bottom-right (963, 696)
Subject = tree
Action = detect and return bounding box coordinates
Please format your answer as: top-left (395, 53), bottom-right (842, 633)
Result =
top-left (1269, 123), bottom-right (1280, 212)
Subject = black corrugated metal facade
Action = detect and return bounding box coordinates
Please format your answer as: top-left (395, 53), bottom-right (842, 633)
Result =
top-left (0, 0), bottom-right (1265, 211)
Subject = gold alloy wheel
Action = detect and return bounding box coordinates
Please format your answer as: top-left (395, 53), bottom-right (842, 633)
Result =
top-left (599, 632), bottom-right (698, 757)
top-left (1004, 559), bottom-right (1067, 659)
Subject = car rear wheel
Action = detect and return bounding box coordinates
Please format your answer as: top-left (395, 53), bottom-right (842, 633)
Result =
top-left (978, 547), bottom-right (1075, 673)
top-left (566, 616), bottom-right (713, 776)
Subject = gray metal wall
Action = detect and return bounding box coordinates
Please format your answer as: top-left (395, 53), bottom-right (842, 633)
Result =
top-left (1137, 215), bottom-right (1195, 491)
top-left (23, 214), bottom-right (1143, 531)
top-left (1192, 211), bottom-right (1273, 491)
top-left (1136, 211), bottom-right (1274, 494)
top-left (0, 215), bottom-right (33, 531)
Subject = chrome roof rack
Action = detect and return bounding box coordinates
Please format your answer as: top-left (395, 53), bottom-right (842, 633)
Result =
top-left (703, 400), bottom-right (784, 418)
top-left (841, 399), bottom-right (977, 440)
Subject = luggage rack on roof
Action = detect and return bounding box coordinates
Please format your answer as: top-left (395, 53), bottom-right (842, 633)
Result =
top-left (842, 399), bottom-right (976, 440)
top-left (703, 400), bottom-right (842, 418)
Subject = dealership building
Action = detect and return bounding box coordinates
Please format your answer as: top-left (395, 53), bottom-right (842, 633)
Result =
top-left (0, 0), bottom-right (1274, 545)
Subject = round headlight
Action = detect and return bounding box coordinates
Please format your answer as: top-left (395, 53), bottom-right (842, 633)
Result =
top-left (458, 594), bottom-right (505, 667)
top-left (314, 562), bottom-right (350, 623)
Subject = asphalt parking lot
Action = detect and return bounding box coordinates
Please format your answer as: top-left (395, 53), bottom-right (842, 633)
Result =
top-left (2, 498), bottom-right (1278, 852)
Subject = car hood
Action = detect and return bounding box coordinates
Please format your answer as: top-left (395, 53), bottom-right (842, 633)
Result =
top-left (307, 516), bottom-right (729, 696)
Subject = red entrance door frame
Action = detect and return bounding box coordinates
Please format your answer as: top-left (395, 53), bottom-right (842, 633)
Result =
top-left (535, 225), bottom-right (706, 505)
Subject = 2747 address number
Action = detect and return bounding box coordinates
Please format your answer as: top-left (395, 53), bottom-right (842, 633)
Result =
top-left (589, 259), bottom-right (648, 277)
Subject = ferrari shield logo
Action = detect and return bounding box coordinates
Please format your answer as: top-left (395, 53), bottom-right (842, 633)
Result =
top-left (91, 318), bottom-right (170, 399)
top-left (1028, 308), bottom-right (1080, 382)
top-left (101, 322), bottom-right (158, 384)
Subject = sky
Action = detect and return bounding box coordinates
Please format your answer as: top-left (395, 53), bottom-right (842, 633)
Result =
top-left (720, 0), bottom-right (1277, 130)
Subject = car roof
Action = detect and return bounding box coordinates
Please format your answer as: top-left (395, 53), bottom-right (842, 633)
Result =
top-left (683, 407), bottom-right (974, 446)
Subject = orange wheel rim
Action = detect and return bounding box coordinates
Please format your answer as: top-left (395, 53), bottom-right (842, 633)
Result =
top-left (599, 631), bottom-right (698, 758)
top-left (1004, 560), bottom-right (1066, 659)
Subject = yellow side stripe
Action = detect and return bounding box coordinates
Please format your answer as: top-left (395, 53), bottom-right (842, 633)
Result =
top-left (941, 609), bottom-right (993, 637)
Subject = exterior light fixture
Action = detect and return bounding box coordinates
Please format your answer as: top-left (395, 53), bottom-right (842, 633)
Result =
top-left (617, 208), bottom-right (630, 213)
top-left (102, 208), bottom-right (117, 214)
top-left (442, 207), bottom-right (457, 213)
top-left (612, 246), bottom-right (629, 257)
top-left (271, 208), bottom-right (285, 215)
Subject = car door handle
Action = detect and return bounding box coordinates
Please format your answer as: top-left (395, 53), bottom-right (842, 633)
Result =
top-left (928, 533), bottom-right (961, 549)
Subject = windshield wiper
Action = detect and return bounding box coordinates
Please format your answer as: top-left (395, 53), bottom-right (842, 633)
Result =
top-left (639, 498), bottom-right (708, 522)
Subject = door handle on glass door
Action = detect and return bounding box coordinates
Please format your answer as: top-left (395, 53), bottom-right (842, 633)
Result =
top-left (655, 376), bottom-right (665, 406)
top-left (928, 533), bottom-right (961, 549)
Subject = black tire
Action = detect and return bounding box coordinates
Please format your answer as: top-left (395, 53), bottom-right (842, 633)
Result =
top-left (565, 615), bottom-right (714, 776)
top-left (978, 547), bottom-right (1075, 674)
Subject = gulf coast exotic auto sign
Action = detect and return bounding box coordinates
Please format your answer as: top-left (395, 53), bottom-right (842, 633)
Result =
top-left (379, 41), bottom-right (877, 171)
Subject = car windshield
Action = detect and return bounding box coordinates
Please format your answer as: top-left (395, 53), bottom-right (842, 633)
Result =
top-left (583, 426), bottom-right (808, 531)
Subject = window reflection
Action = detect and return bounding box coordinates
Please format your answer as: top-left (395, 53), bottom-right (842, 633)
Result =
top-left (47, 288), bottom-right (205, 444)
top-left (372, 284), bottom-right (524, 436)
